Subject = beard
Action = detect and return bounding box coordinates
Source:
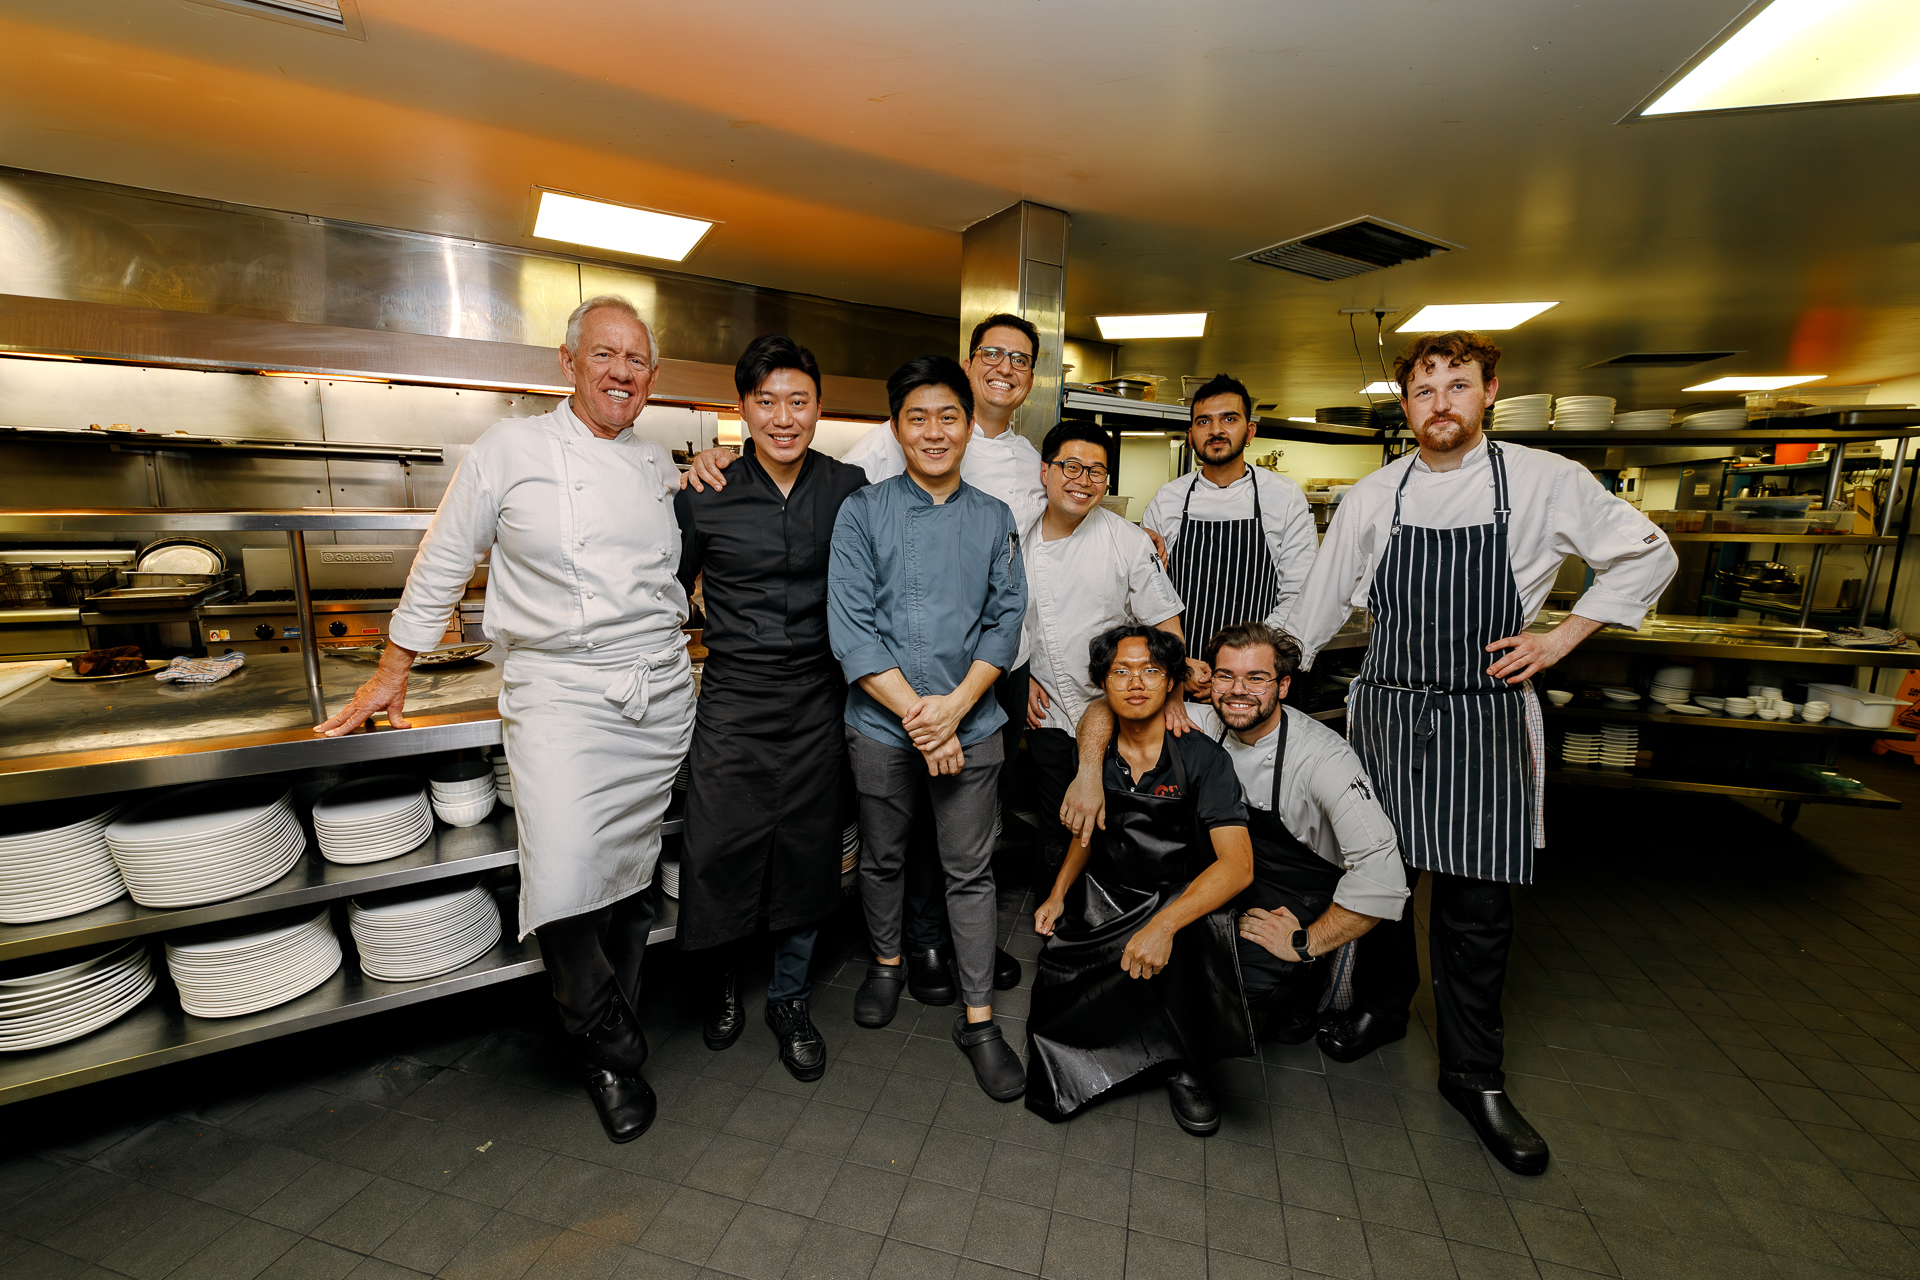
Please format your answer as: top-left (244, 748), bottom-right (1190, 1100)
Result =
top-left (1415, 404), bottom-right (1483, 452)
top-left (1197, 434), bottom-right (1244, 465)
top-left (1215, 685), bottom-right (1280, 731)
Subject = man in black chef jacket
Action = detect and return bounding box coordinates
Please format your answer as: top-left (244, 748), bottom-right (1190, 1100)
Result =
top-left (674, 334), bottom-right (868, 1081)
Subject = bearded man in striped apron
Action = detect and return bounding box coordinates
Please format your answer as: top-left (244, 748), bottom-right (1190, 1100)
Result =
top-left (1287, 332), bottom-right (1676, 1174)
top-left (1142, 375), bottom-right (1318, 691)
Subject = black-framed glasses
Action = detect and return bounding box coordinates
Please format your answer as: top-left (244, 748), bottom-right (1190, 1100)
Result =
top-left (973, 345), bottom-right (1034, 372)
top-left (1048, 459), bottom-right (1110, 484)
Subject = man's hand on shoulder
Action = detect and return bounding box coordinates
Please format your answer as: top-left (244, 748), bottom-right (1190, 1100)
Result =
top-left (680, 447), bottom-right (739, 493)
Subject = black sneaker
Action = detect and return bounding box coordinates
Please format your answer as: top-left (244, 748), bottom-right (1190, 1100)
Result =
top-left (765, 998), bottom-right (827, 1082)
top-left (855, 963), bottom-right (906, 1028)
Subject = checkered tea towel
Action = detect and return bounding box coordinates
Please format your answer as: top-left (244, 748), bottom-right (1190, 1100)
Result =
top-left (154, 652), bottom-right (247, 684)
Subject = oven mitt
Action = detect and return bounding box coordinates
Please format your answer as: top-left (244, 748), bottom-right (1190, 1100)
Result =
top-left (154, 652), bottom-right (248, 684)
top-left (1825, 626), bottom-right (1908, 649)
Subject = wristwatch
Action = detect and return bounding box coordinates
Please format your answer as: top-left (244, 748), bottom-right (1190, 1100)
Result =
top-left (1290, 928), bottom-right (1314, 962)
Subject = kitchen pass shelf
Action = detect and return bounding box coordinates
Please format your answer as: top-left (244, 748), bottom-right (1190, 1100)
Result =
top-left (1666, 533), bottom-right (1897, 546)
top-left (1545, 767), bottom-right (1899, 810)
top-left (1544, 703), bottom-right (1914, 739)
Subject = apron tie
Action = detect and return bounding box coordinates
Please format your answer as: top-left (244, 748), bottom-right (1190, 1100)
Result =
top-left (603, 642), bottom-right (689, 722)
top-left (1411, 685), bottom-right (1444, 772)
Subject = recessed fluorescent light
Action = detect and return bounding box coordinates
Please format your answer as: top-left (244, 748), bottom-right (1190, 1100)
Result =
top-left (1361, 382), bottom-right (1401, 395)
top-left (1683, 375), bottom-right (1826, 392)
top-left (1095, 313), bottom-right (1208, 340)
top-left (1395, 303), bottom-right (1558, 332)
top-left (1287, 416), bottom-right (1318, 423)
top-left (530, 189), bottom-right (714, 262)
top-left (1640, 0), bottom-right (1920, 118)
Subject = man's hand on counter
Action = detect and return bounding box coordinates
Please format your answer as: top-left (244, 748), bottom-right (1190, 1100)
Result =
top-left (314, 643), bottom-right (417, 736)
top-left (679, 448), bottom-right (738, 493)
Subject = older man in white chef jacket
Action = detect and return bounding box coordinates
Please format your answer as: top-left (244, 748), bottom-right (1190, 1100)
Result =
top-left (318, 295), bottom-right (692, 1146)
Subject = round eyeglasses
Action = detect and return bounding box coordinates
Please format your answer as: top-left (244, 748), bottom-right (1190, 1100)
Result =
top-left (973, 345), bottom-right (1034, 372)
top-left (1107, 666), bottom-right (1168, 688)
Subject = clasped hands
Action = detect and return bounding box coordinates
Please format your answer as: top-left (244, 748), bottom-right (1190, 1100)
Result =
top-left (902, 690), bottom-right (969, 776)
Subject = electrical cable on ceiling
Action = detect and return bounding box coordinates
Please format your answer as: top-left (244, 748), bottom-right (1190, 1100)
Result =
top-left (1348, 313), bottom-right (1384, 409)
top-left (1375, 313), bottom-right (1395, 391)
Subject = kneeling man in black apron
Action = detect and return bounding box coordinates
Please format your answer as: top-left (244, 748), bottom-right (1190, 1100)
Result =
top-left (1066, 621), bottom-right (1407, 1042)
top-left (1025, 625), bottom-right (1254, 1135)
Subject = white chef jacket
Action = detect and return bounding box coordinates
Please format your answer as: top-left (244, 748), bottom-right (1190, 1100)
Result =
top-left (1186, 702), bottom-right (1408, 921)
top-left (1287, 437), bottom-right (1676, 668)
top-left (389, 400), bottom-right (688, 655)
top-left (842, 419), bottom-right (1046, 666)
top-left (1023, 507), bottom-right (1184, 736)
top-left (1141, 467), bottom-right (1318, 627)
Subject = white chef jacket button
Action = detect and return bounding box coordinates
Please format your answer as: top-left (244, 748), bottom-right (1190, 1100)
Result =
top-left (576, 539), bottom-right (585, 547)
top-left (586, 591), bottom-right (595, 599)
top-left (574, 482), bottom-right (583, 490)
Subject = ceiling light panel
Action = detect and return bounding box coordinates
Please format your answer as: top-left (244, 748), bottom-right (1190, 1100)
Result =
top-left (1396, 303), bottom-right (1559, 332)
top-left (1684, 375), bottom-right (1826, 391)
top-left (1361, 382), bottom-right (1401, 395)
top-left (1642, 0), bottom-right (1920, 116)
top-left (531, 189), bottom-right (714, 262)
top-left (1095, 313), bottom-right (1208, 340)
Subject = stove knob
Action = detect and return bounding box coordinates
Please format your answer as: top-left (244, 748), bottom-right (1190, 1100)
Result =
top-left (254, 624), bottom-right (275, 640)
top-left (328, 621), bottom-right (348, 637)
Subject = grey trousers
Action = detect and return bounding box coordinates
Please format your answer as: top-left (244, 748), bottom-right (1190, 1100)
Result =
top-left (847, 726), bottom-right (1003, 1008)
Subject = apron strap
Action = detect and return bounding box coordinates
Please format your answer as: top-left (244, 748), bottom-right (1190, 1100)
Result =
top-left (1488, 440), bottom-right (1512, 527)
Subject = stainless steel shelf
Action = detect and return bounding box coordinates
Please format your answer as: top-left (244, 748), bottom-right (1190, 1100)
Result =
top-left (1546, 614), bottom-right (1920, 668)
top-left (0, 508), bottom-right (439, 533)
top-left (0, 426), bottom-right (444, 466)
top-left (1666, 533), bottom-right (1897, 546)
top-left (1544, 767), bottom-right (1900, 809)
top-left (1544, 703), bottom-right (1913, 738)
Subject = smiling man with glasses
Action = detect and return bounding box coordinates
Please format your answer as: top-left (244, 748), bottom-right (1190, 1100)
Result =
top-left (1021, 421), bottom-right (1185, 893)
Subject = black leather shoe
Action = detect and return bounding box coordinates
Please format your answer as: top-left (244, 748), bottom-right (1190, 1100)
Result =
top-left (582, 989), bottom-right (649, 1073)
top-left (1270, 1005), bottom-right (1323, 1046)
top-left (765, 998), bottom-right (827, 1082)
top-left (703, 971), bottom-right (745, 1052)
top-left (907, 948), bottom-right (956, 1005)
top-left (582, 1063), bottom-right (656, 1143)
top-left (1165, 1067), bottom-right (1220, 1136)
top-left (993, 947), bottom-right (1021, 991)
top-left (1440, 1082), bottom-right (1549, 1176)
top-left (1316, 1009), bottom-right (1406, 1064)
top-left (952, 1016), bottom-right (1025, 1102)
top-left (855, 963), bottom-right (906, 1028)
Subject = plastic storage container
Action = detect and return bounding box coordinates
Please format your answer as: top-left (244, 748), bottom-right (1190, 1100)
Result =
top-left (1803, 682), bottom-right (1901, 729)
top-left (1728, 496), bottom-right (1818, 516)
top-left (1743, 516), bottom-right (1810, 536)
top-left (1806, 509), bottom-right (1862, 535)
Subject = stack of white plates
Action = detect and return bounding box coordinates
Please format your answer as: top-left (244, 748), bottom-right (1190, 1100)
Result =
top-left (1552, 396), bottom-right (1615, 431)
top-left (428, 762), bottom-right (495, 828)
top-left (166, 906), bottom-right (341, 1018)
top-left (842, 821), bottom-right (860, 874)
top-left (107, 784), bottom-right (305, 908)
top-left (1612, 409), bottom-right (1674, 431)
top-left (349, 880), bottom-right (501, 982)
top-left (659, 859), bottom-right (680, 898)
top-left (1489, 395), bottom-right (1552, 431)
top-left (0, 939), bottom-right (155, 1051)
top-left (492, 755), bottom-right (514, 810)
top-left (0, 798), bottom-right (129, 924)
top-left (1680, 408), bottom-right (1748, 431)
top-left (1599, 724), bottom-right (1639, 768)
top-left (1560, 732), bottom-right (1599, 765)
top-left (674, 757), bottom-right (691, 793)
top-left (1600, 686), bottom-right (1641, 706)
top-left (1649, 665), bottom-right (1695, 705)
top-left (313, 777), bottom-right (433, 864)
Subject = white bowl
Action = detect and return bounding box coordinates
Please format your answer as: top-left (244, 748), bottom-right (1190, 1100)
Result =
top-left (1803, 701), bottom-right (1830, 713)
top-left (1757, 707), bottom-right (1780, 720)
top-left (1696, 697), bottom-right (1726, 709)
top-left (431, 797), bottom-right (495, 828)
top-left (1546, 690), bottom-right (1573, 706)
top-left (430, 779), bottom-right (494, 800)
top-left (1802, 710), bottom-right (1829, 723)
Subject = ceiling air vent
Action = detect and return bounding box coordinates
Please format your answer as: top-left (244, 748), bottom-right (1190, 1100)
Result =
top-left (1236, 217), bottom-right (1459, 282)
top-left (1584, 351), bottom-right (1740, 368)
top-left (196, 0), bottom-right (362, 35)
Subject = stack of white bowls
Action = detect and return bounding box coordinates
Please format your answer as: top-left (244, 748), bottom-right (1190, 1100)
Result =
top-left (0, 938), bottom-right (155, 1051)
top-left (107, 784), bottom-right (305, 908)
top-left (313, 777), bottom-right (434, 864)
top-left (348, 880), bottom-right (501, 982)
top-left (165, 905), bottom-right (341, 1018)
top-left (1723, 695), bottom-right (1758, 717)
top-left (1680, 408), bottom-right (1748, 431)
top-left (842, 820), bottom-right (860, 875)
top-left (1803, 700), bottom-right (1831, 724)
top-left (0, 798), bottom-right (129, 924)
top-left (1560, 732), bottom-right (1599, 765)
top-left (1649, 665), bottom-right (1695, 705)
top-left (1613, 409), bottom-right (1675, 431)
top-left (428, 762), bottom-right (495, 827)
top-left (1490, 395), bottom-right (1552, 431)
top-left (492, 754), bottom-right (514, 809)
top-left (1598, 724), bottom-right (1639, 768)
top-left (1552, 396), bottom-right (1615, 431)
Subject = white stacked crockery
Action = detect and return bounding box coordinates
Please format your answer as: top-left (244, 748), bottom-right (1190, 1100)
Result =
top-left (107, 783), bottom-right (305, 908)
top-left (1802, 700), bottom-right (1831, 724)
top-left (166, 905), bottom-right (341, 1018)
top-left (1552, 396), bottom-right (1615, 431)
top-left (312, 776), bottom-right (434, 865)
top-left (1598, 724), bottom-right (1639, 768)
top-left (1680, 408), bottom-right (1748, 431)
top-left (1612, 409), bottom-right (1675, 431)
top-left (492, 754), bottom-right (514, 809)
top-left (428, 761), bottom-right (496, 828)
top-left (843, 820), bottom-right (860, 875)
top-left (1560, 732), bottom-right (1599, 765)
top-left (1489, 394), bottom-right (1552, 431)
top-left (0, 938), bottom-right (155, 1051)
top-left (0, 797), bottom-right (130, 924)
top-left (1649, 665), bottom-right (1695, 706)
top-left (348, 879), bottom-right (501, 982)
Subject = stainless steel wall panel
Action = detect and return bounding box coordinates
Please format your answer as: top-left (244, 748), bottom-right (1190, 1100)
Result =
top-left (959, 202), bottom-right (1070, 448)
top-left (315, 381), bottom-right (563, 446)
top-left (0, 443), bottom-right (152, 510)
top-left (0, 359), bottom-right (323, 438)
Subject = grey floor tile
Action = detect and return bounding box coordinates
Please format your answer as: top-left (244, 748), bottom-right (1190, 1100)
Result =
top-left (1202, 1187), bottom-right (1286, 1262)
top-left (1131, 1122), bottom-right (1204, 1186)
top-left (168, 1217), bottom-right (302, 1280)
top-left (961, 1194), bottom-right (1050, 1273)
top-left (784, 1220), bottom-right (883, 1280)
top-left (869, 1236), bottom-right (959, 1280)
top-left (815, 1164), bottom-right (909, 1237)
top-left (439, 1209), bottom-right (562, 1280)
top-left (1365, 1221), bottom-right (1457, 1280)
top-left (912, 1129), bottom-right (994, 1193)
top-left (1507, 1201), bottom-right (1616, 1275)
top-left (848, 1114), bottom-right (933, 1174)
top-left (743, 1147), bottom-right (839, 1218)
top-left (982, 1141), bottom-right (1060, 1209)
top-left (95, 1194), bottom-right (241, 1280)
top-left (309, 1176), bottom-right (436, 1253)
top-left (684, 1135), bottom-right (778, 1200)
top-left (1350, 1166), bottom-right (1440, 1235)
top-left (634, 1186), bottom-right (743, 1266)
top-left (1446, 1240), bottom-right (1541, 1280)
top-left (369, 1192), bottom-right (499, 1274)
top-left (251, 1161), bottom-right (379, 1235)
top-left (41, 1179), bottom-right (181, 1263)
top-left (1060, 1114), bottom-right (1135, 1169)
top-left (1279, 1153), bottom-right (1359, 1217)
top-left (1125, 1171), bottom-right (1204, 1245)
top-left (702, 1203), bottom-right (809, 1280)
top-left (1282, 1205), bottom-right (1373, 1280)
top-left (887, 1178), bottom-right (977, 1254)
top-left (257, 1238), bottom-right (365, 1280)
top-left (1121, 1230), bottom-right (1206, 1280)
top-left (520, 1229), bottom-right (632, 1280)
top-left (1040, 1212), bottom-right (1126, 1280)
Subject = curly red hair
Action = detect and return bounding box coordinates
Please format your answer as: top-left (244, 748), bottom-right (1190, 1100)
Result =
top-left (1392, 331), bottom-right (1502, 394)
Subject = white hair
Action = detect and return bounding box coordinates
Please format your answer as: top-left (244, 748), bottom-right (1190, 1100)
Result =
top-left (564, 294), bottom-right (659, 370)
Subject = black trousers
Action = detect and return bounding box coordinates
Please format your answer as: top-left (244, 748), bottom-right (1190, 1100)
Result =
top-left (1237, 888), bottom-right (1333, 1011)
top-left (1349, 862), bottom-right (1513, 1090)
top-left (905, 663), bottom-right (1028, 952)
top-left (536, 887), bottom-right (658, 1037)
top-left (1025, 726), bottom-right (1078, 870)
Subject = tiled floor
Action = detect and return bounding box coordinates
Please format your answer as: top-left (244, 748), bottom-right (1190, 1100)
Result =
top-left (5, 750), bottom-right (1920, 1280)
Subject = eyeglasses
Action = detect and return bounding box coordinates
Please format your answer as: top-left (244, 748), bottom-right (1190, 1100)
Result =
top-left (1048, 459), bottom-right (1110, 484)
top-left (1107, 666), bottom-right (1168, 688)
top-left (973, 345), bottom-right (1034, 372)
top-left (1214, 673), bottom-right (1279, 691)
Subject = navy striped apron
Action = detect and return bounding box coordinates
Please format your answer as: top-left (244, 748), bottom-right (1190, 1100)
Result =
top-left (1347, 443), bottom-right (1536, 884)
top-left (1167, 472), bottom-right (1280, 657)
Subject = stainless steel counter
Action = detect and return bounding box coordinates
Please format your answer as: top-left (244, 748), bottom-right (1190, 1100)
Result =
top-left (0, 649), bottom-right (506, 805)
top-left (1535, 612), bottom-right (1919, 668)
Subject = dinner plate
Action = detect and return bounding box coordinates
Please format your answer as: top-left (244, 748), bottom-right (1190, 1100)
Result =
top-left (50, 660), bottom-right (170, 683)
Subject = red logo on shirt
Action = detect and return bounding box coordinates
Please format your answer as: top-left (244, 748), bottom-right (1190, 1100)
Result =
top-left (1152, 784), bottom-right (1184, 798)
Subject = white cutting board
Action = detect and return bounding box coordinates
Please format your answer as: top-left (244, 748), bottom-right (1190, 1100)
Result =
top-left (0, 660), bottom-right (68, 709)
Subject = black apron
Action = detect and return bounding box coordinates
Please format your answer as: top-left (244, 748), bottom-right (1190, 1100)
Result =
top-left (678, 655), bottom-right (847, 949)
top-left (1347, 442), bottom-right (1535, 884)
top-left (1167, 472), bottom-right (1280, 657)
top-left (1024, 733), bottom-right (1255, 1122)
top-left (1228, 711), bottom-right (1343, 911)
